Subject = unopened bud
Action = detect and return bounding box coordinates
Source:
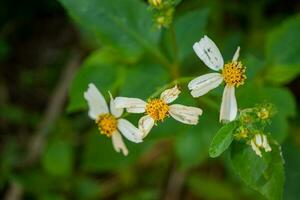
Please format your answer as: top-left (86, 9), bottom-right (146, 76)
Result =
top-left (235, 126), bottom-right (248, 139)
top-left (149, 0), bottom-right (162, 8)
top-left (257, 108), bottom-right (269, 120)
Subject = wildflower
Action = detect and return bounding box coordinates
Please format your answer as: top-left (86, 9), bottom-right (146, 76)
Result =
top-left (250, 134), bottom-right (272, 157)
top-left (188, 35), bottom-right (246, 122)
top-left (114, 85), bottom-right (203, 138)
top-left (84, 83), bottom-right (143, 156)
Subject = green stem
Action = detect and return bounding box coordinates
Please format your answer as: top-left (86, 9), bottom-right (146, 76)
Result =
top-left (108, 13), bottom-right (174, 71)
top-left (170, 24), bottom-right (179, 65)
top-left (169, 24), bottom-right (180, 79)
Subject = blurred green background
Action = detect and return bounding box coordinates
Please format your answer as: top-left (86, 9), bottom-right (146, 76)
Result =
top-left (0, 0), bottom-right (300, 199)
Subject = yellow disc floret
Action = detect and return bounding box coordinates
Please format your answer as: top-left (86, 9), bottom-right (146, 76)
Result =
top-left (146, 99), bottom-right (169, 121)
top-left (96, 113), bottom-right (117, 137)
top-left (222, 61), bottom-right (246, 87)
top-left (257, 108), bottom-right (269, 120)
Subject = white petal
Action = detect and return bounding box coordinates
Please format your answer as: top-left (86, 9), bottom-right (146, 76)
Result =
top-left (265, 144), bottom-right (272, 152)
top-left (109, 92), bottom-right (123, 118)
top-left (251, 140), bottom-right (262, 157)
top-left (160, 85), bottom-right (181, 104)
top-left (111, 131), bottom-right (128, 156)
top-left (232, 46), bottom-right (240, 62)
top-left (117, 119), bottom-right (143, 143)
top-left (169, 104), bottom-right (203, 125)
top-left (114, 97), bottom-right (146, 113)
top-left (220, 85), bottom-right (237, 122)
top-left (255, 134), bottom-right (263, 147)
top-left (188, 73), bottom-right (223, 97)
top-left (83, 83), bottom-right (109, 119)
top-left (138, 115), bottom-right (155, 138)
top-left (262, 135), bottom-right (272, 152)
top-left (193, 35), bottom-right (224, 71)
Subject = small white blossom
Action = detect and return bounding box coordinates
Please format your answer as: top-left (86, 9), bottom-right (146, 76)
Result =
top-left (189, 35), bottom-right (246, 122)
top-left (84, 83), bottom-right (143, 156)
top-left (114, 85), bottom-right (203, 138)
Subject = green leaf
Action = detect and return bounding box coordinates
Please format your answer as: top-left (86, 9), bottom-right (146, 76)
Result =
top-left (265, 14), bottom-right (300, 84)
top-left (121, 188), bottom-right (160, 200)
top-left (173, 0), bottom-right (182, 6)
top-left (230, 141), bottom-right (285, 200)
top-left (243, 54), bottom-right (265, 81)
top-left (0, 140), bottom-right (19, 189)
top-left (0, 38), bottom-right (10, 61)
top-left (74, 177), bottom-right (101, 199)
top-left (67, 49), bottom-right (124, 112)
top-left (59, 0), bottom-right (160, 58)
top-left (283, 141), bottom-right (300, 200)
top-left (42, 141), bottom-right (73, 176)
top-left (209, 121), bottom-right (236, 158)
top-left (81, 130), bottom-right (147, 172)
top-left (187, 173), bottom-right (238, 200)
top-left (174, 8), bottom-right (209, 62)
top-left (0, 105), bottom-right (24, 123)
top-left (16, 170), bottom-right (52, 195)
top-left (40, 194), bottom-right (66, 200)
top-left (265, 65), bottom-right (300, 85)
top-left (119, 63), bottom-right (169, 99)
top-left (175, 109), bottom-right (220, 169)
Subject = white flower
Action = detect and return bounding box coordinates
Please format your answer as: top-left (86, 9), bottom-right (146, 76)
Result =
top-left (188, 35), bottom-right (246, 122)
top-left (84, 83), bottom-right (143, 156)
top-left (114, 85), bottom-right (203, 138)
top-left (250, 134), bottom-right (272, 157)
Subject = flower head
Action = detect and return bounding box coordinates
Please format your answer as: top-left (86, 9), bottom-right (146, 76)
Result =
top-left (84, 83), bottom-right (143, 156)
top-left (222, 61), bottom-right (246, 87)
top-left (188, 35), bottom-right (247, 122)
top-left (96, 113), bottom-right (118, 136)
top-left (114, 85), bottom-right (202, 138)
top-left (146, 98), bottom-right (169, 121)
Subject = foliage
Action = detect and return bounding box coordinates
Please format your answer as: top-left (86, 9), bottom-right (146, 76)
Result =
top-left (1, 0), bottom-right (300, 199)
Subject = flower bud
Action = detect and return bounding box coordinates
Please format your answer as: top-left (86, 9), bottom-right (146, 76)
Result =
top-left (149, 0), bottom-right (162, 8)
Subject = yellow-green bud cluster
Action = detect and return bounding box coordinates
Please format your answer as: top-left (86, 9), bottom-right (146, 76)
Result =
top-left (148, 0), bottom-right (176, 28)
top-left (254, 103), bottom-right (276, 122)
top-left (233, 103), bottom-right (276, 157)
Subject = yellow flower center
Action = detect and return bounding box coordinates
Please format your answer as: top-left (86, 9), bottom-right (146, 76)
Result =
top-left (257, 108), bottom-right (269, 120)
top-left (149, 0), bottom-right (162, 7)
top-left (236, 127), bottom-right (249, 139)
top-left (222, 61), bottom-right (246, 87)
top-left (146, 99), bottom-right (169, 121)
top-left (96, 114), bottom-right (117, 137)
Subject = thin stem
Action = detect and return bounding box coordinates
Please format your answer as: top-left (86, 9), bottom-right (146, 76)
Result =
top-left (108, 13), bottom-right (174, 71)
top-left (136, 36), bottom-right (173, 70)
top-left (169, 24), bottom-right (180, 79)
top-left (170, 24), bottom-right (179, 65)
